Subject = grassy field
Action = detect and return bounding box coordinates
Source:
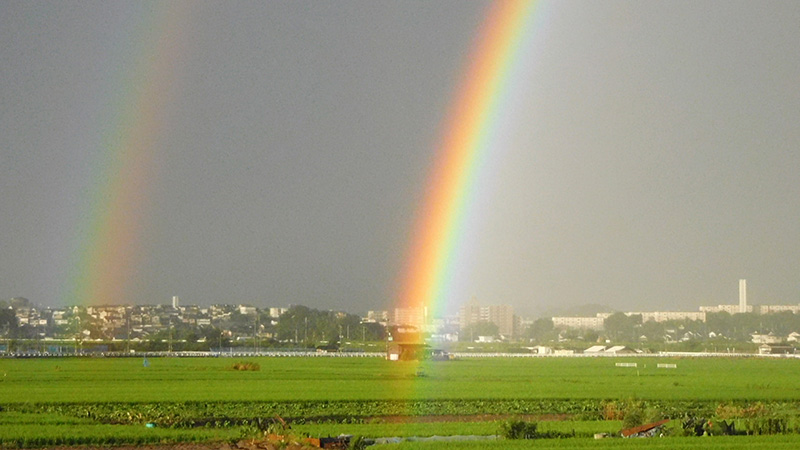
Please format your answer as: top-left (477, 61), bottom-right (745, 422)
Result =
top-left (0, 412), bottom-right (239, 448)
top-left (1, 355), bottom-right (800, 447)
top-left (2, 356), bottom-right (800, 403)
top-left (375, 435), bottom-right (800, 449)
top-left (292, 419), bottom-right (625, 438)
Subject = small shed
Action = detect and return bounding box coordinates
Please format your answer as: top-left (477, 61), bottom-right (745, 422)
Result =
top-left (387, 325), bottom-right (427, 361)
top-left (386, 343), bottom-right (427, 361)
top-left (621, 419), bottom-right (670, 438)
top-left (535, 346), bottom-right (553, 355)
top-left (758, 344), bottom-right (795, 355)
top-left (584, 345), bottom-right (606, 353)
top-left (605, 345), bottom-right (637, 354)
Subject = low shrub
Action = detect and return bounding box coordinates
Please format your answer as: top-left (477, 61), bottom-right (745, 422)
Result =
top-left (743, 415), bottom-right (790, 435)
top-left (617, 399), bottom-right (663, 429)
top-left (231, 362), bottom-right (260, 371)
top-left (348, 435), bottom-right (367, 450)
top-left (500, 420), bottom-right (538, 439)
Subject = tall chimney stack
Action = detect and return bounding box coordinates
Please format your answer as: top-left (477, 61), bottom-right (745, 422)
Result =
top-left (738, 279), bottom-right (747, 313)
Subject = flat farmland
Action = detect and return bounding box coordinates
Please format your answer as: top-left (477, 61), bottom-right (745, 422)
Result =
top-left (2, 356), bottom-right (800, 448)
top-left (1, 356), bottom-right (800, 403)
top-left (374, 435), bottom-right (800, 449)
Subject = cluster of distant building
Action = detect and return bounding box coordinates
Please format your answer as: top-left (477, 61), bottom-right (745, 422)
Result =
top-left (9, 295), bottom-right (520, 344)
top-left (7, 296), bottom-right (291, 342)
top-left (552, 279), bottom-right (800, 330)
top-left (366, 297), bottom-right (518, 341)
top-left (8, 279), bottom-right (800, 345)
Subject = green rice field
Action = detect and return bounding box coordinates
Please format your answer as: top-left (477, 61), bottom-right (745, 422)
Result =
top-left (2, 356), bottom-right (800, 402)
top-left (376, 435), bottom-right (800, 449)
top-left (1, 355), bottom-right (799, 448)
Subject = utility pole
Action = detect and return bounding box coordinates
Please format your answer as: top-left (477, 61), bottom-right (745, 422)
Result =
top-left (75, 315), bottom-right (81, 355)
top-left (125, 307), bottom-right (130, 353)
top-left (168, 317), bottom-right (173, 353)
top-left (255, 313), bottom-right (260, 353)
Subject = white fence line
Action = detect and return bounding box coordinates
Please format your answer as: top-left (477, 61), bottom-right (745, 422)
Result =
top-left (4, 350), bottom-right (799, 359)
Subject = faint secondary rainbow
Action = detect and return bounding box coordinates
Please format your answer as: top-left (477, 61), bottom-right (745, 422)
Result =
top-left (397, 0), bottom-right (541, 320)
top-left (64, 4), bottom-right (189, 306)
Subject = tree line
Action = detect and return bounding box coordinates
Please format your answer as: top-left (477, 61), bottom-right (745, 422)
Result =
top-left (524, 311), bottom-right (800, 348)
top-left (0, 302), bottom-right (387, 352)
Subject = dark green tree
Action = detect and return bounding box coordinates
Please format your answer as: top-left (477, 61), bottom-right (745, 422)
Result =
top-left (525, 318), bottom-right (555, 343)
top-left (640, 320), bottom-right (666, 343)
top-left (603, 312), bottom-right (642, 342)
top-left (0, 307), bottom-right (17, 337)
top-left (460, 321), bottom-right (499, 341)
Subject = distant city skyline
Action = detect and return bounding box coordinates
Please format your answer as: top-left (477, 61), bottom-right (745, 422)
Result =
top-left (2, 2), bottom-right (800, 316)
top-left (9, 277), bottom-right (800, 323)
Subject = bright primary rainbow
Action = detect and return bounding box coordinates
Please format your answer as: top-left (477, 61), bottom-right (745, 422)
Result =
top-left (397, 0), bottom-right (541, 320)
top-left (63, 1), bottom-right (539, 308)
top-left (64, 4), bottom-right (187, 306)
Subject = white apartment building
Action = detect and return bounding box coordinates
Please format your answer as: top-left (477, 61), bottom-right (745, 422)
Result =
top-left (552, 316), bottom-right (604, 330)
top-left (700, 304), bottom-right (753, 314)
top-left (629, 311), bottom-right (707, 323)
top-left (758, 304), bottom-right (800, 314)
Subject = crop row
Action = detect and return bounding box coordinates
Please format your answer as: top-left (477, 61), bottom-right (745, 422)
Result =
top-left (9, 399), bottom-right (795, 428)
top-left (293, 419), bottom-right (625, 439)
top-left (374, 435), bottom-right (800, 450)
top-left (0, 422), bottom-right (237, 449)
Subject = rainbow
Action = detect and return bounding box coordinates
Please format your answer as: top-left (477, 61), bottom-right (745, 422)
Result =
top-left (397, 0), bottom-right (541, 320)
top-left (64, 4), bottom-right (188, 306)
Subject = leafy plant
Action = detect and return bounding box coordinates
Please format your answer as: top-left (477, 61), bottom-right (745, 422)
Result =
top-left (500, 420), bottom-right (538, 439)
top-left (347, 435), bottom-right (367, 450)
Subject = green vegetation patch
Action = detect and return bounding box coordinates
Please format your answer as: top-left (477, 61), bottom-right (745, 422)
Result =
top-left (0, 413), bottom-right (239, 449)
top-left (3, 356), bottom-right (800, 447)
top-left (230, 361), bottom-right (261, 371)
top-left (2, 357), bottom-right (800, 403)
top-left (376, 435), bottom-right (800, 449)
top-left (293, 420), bottom-right (624, 439)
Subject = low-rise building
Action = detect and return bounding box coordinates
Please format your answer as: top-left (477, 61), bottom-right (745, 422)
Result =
top-left (552, 316), bottom-right (604, 330)
top-left (635, 311), bottom-right (706, 323)
top-left (605, 345), bottom-right (638, 354)
top-left (758, 344), bottom-right (794, 355)
top-left (751, 333), bottom-right (782, 344)
top-left (757, 304), bottom-right (800, 314)
top-left (700, 304), bottom-right (753, 314)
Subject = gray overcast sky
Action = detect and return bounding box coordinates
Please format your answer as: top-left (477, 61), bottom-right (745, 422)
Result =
top-left (2, 1), bottom-right (799, 317)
